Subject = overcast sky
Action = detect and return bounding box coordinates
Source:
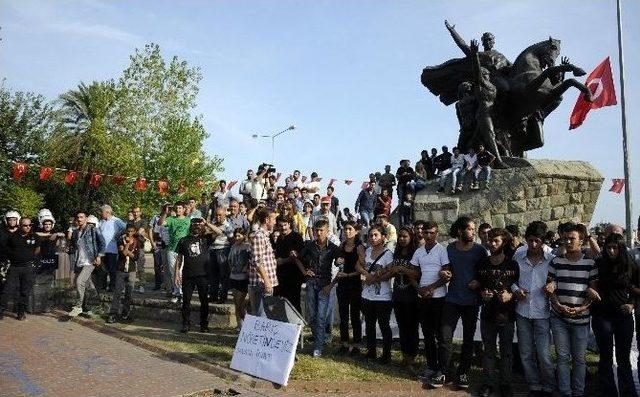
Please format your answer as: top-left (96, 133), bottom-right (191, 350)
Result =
top-left (1, 0), bottom-right (638, 229)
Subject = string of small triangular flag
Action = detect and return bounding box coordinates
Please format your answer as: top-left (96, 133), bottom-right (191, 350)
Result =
top-left (7, 160), bottom-right (368, 196)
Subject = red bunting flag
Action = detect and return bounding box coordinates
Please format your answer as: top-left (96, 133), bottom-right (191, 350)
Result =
top-left (609, 178), bottom-right (625, 194)
top-left (112, 175), bottom-right (126, 185)
top-left (64, 171), bottom-right (78, 186)
top-left (134, 177), bottom-right (147, 192)
top-left (89, 173), bottom-right (103, 188)
top-left (301, 176), bottom-right (307, 183)
top-left (344, 180), bottom-right (353, 185)
top-left (11, 162), bottom-right (28, 180)
top-left (360, 182), bottom-right (369, 190)
top-left (569, 57), bottom-right (617, 130)
top-left (157, 180), bottom-right (169, 196)
top-left (227, 180), bottom-right (238, 190)
top-left (39, 166), bottom-right (55, 181)
top-left (196, 179), bottom-right (205, 189)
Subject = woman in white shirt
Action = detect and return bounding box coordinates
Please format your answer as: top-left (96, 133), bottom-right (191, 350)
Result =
top-left (357, 225), bottom-right (395, 363)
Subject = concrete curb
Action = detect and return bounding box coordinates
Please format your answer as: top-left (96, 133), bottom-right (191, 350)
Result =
top-left (51, 310), bottom-right (279, 392)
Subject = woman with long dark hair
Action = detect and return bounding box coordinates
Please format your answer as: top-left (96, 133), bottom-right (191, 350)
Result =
top-left (590, 233), bottom-right (639, 397)
top-left (335, 220), bottom-right (365, 355)
top-left (356, 225), bottom-right (394, 363)
top-left (389, 226), bottom-right (420, 372)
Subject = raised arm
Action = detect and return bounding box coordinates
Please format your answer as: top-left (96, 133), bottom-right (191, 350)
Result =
top-left (445, 19), bottom-right (471, 56)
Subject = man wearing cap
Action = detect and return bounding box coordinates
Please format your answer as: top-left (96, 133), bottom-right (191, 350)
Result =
top-left (310, 196), bottom-right (338, 241)
top-left (0, 217), bottom-right (41, 320)
top-left (99, 204), bottom-right (126, 292)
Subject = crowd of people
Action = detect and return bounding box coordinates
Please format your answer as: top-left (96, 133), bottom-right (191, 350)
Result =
top-left (2, 161), bottom-right (640, 397)
top-left (361, 144), bottom-right (496, 227)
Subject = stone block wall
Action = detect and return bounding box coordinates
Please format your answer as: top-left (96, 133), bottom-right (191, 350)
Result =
top-left (412, 158), bottom-right (603, 236)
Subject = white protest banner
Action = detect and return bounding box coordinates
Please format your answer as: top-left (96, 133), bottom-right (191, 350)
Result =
top-left (230, 314), bottom-right (302, 385)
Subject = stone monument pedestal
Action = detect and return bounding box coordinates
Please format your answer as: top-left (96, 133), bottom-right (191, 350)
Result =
top-left (412, 158), bottom-right (603, 234)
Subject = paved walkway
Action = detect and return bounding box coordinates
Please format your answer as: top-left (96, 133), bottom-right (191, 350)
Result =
top-left (0, 314), bottom-right (265, 397)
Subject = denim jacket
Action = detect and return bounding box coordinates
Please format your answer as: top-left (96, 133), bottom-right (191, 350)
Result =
top-left (71, 225), bottom-right (105, 266)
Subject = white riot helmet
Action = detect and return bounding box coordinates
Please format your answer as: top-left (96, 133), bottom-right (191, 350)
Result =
top-left (38, 208), bottom-right (55, 228)
top-left (86, 215), bottom-right (99, 225)
top-left (5, 210), bottom-right (21, 223)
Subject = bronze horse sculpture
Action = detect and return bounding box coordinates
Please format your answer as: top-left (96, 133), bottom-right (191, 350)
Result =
top-left (422, 22), bottom-right (593, 159)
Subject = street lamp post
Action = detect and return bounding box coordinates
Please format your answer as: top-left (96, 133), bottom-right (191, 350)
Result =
top-left (252, 124), bottom-right (296, 164)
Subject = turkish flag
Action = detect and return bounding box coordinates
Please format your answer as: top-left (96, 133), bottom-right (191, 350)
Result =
top-left (89, 173), bottom-right (103, 188)
top-left (111, 175), bottom-right (126, 185)
top-left (64, 171), bottom-right (78, 186)
top-left (569, 57), bottom-right (617, 130)
top-left (157, 180), bottom-right (169, 196)
top-left (609, 178), bottom-right (625, 194)
top-left (134, 178), bottom-right (147, 192)
top-left (39, 166), bottom-right (55, 181)
top-left (11, 162), bottom-right (28, 180)
top-left (344, 180), bottom-right (353, 185)
top-left (227, 180), bottom-right (238, 190)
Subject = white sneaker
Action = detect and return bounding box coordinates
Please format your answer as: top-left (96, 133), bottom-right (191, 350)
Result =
top-left (68, 306), bottom-right (83, 317)
top-left (170, 297), bottom-right (179, 304)
top-left (312, 349), bottom-right (322, 358)
top-left (138, 286), bottom-right (145, 293)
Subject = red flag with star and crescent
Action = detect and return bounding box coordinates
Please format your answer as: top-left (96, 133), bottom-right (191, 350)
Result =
top-left (569, 57), bottom-right (617, 130)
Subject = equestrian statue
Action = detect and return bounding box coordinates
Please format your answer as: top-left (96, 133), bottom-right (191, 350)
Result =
top-left (421, 20), bottom-right (594, 164)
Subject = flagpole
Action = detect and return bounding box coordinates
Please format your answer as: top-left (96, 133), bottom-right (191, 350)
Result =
top-left (616, 0), bottom-right (633, 246)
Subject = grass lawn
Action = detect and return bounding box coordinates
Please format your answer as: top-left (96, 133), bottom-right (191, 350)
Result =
top-left (86, 316), bottom-right (600, 393)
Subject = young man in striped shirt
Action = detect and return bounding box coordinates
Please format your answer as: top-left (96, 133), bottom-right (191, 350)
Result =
top-left (545, 224), bottom-right (599, 397)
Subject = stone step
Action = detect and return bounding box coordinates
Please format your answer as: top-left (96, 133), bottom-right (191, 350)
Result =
top-left (54, 288), bottom-right (237, 327)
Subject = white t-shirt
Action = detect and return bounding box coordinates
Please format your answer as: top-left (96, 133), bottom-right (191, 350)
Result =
top-left (410, 243), bottom-right (450, 298)
top-left (251, 178), bottom-right (267, 200)
top-left (240, 179), bottom-right (253, 197)
top-left (305, 180), bottom-right (320, 193)
top-left (361, 247), bottom-right (394, 301)
top-left (464, 153), bottom-right (478, 168)
top-left (286, 178), bottom-right (304, 191)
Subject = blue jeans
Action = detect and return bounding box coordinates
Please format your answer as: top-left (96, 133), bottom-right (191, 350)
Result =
top-left (516, 314), bottom-right (554, 393)
top-left (474, 166), bottom-right (491, 184)
top-left (550, 315), bottom-right (589, 396)
top-left (408, 180), bottom-right (426, 192)
top-left (439, 167), bottom-right (462, 189)
top-left (359, 210), bottom-right (374, 227)
top-left (306, 279), bottom-right (332, 352)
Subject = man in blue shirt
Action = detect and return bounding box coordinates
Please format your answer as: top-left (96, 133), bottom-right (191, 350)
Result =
top-left (354, 183), bottom-right (376, 228)
top-left (434, 216), bottom-right (487, 390)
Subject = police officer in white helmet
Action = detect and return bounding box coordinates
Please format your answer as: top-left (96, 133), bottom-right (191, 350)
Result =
top-left (1, 210), bottom-right (21, 293)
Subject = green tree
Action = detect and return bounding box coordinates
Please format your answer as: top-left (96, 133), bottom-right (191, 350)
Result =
top-left (0, 82), bottom-right (57, 215)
